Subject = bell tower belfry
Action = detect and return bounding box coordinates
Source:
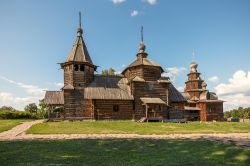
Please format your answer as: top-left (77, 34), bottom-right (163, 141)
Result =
top-left (60, 12), bottom-right (97, 118)
top-left (60, 12), bottom-right (97, 89)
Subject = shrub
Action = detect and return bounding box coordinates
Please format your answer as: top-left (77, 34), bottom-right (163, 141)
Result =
top-left (0, 110), bottom-right (39, 119)
top-left (53, 107), bottom-right (64, 113)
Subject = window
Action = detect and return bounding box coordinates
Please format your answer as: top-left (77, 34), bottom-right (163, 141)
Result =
top-left (80, 65), bottom-right (85, 71)
top-left (113, 105), bottom-right (119, 112)
top-left (74, 64), bottom-right (79, 71)
top-left (144, 82), bottom-right (154, 91)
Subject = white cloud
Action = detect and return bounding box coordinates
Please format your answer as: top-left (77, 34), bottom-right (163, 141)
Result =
top-left (213, 70), bottom-right (250, 111)
top-left (167, 67), bottom-right (186, 76)
top-left (111, 0), bottom-right (126, 4)
top-left (114, 71), bottom-right (121, 75)
top-left (145, 0), bottom-right (157, 5)
top-left (220, 93), bottom-right (250, 111)
top-left (208, 76), bottom-right (219, 83)
top-left (214, 70), bottom-right (250, 96)
top-left (0, 92), bottom-right (41, 110)
top-left (164, 67), bottom-right (186, 82)
top-left (0, 76), bottom-right (46, 95)
top-left (49, 82), bottom-right (64, 87)
top-left (177, 86), bottom-right (184, 92)
top-left (131, 10), bottom-right (139, 17)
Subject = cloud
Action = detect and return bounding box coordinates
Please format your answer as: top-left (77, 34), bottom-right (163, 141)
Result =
top-left (208, 76), bottom-right (219, 83)
top-left (177, 86), bottom-right (184, 92)
top-left (114, 71), bottom-right (121, 75)
top-left (131, 10), bottom-right (139, 17)
top-left (111, 0), bottom-right (126, 4)
top-left (220, 93), bottom-right (250, 111)
top-left (0, 92), bottom-right (41, 110)
top-left (213, 70), bottom-right (250, 111)
top-left (164, 67), bottom-right (186, 82)
top-left (145, 0), bottom-right (157, 5)
top-left (214, 70), bottom-right (250, 96)
top-left (49, 82), bottom-right (64, 87)
top-left (0, 76), bottom-right (46, 95)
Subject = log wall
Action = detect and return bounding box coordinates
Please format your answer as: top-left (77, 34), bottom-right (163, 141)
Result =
top-left (94, 100), bottom-right (134, 120)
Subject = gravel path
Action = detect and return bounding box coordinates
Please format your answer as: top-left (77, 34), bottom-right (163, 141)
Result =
top-left (0, 120), bottom-right (250, 149)
top-left (0, 120), bottom-right (44, 140)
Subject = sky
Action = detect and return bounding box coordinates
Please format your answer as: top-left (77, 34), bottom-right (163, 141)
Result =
top-left (0, 0), bottom-right (250, 111)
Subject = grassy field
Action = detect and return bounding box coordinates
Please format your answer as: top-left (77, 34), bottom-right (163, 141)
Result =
top-left (27, 121), bottom-right (250, 135)
top-left (0, 139), bottom-right (249, 165)
top-left (0, 119), bottom-right (30, 133)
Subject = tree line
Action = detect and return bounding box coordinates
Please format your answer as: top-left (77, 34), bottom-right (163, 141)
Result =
top-left (224, 107), bottom-right (250, 119)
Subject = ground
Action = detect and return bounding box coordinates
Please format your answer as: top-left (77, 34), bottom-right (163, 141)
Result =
top-left (0, 139), bottom-right (249, 166)
top-left (27, 121), bottom-right (250, 134)
top-left (0, 119), bottom-right (30, 132)
top-left (1, 120), bottom-right (250, 165)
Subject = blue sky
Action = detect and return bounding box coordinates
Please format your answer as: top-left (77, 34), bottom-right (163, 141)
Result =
top-left (0, 0), bottom-right (250, 110)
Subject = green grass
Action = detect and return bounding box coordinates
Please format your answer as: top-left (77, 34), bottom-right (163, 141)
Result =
top-left (0, 139), bottom-right (249, 165)
top-left (0, 119), bottom-right (30, 132)
top-left (27, 121), bottom-right (250, 135)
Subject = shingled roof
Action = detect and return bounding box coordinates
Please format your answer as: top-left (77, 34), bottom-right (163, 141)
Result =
top-left (44, 91), bottom-right (64, 105)
top-left (122, 57), bottom-right (164, 74)
top-left (65, 17), bottom-right (94, 65)
top-left (84, 75), bottom-right (134, 100)
top-left (169, 84), bottom-right (187, 102)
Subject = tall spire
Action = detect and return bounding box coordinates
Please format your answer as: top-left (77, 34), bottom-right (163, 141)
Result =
top-left (65, 12), bottom-right (95, 65)
top-left (141, 25), bottom-right (144, 43)
top-left (79, 12), bottom-right (81, 28)
top-left (77, 12), bottom-right (83, 36)
top-left (192, 49), bottom-right (196, 61)
top-left (138, 25), bottom-right (146, 54)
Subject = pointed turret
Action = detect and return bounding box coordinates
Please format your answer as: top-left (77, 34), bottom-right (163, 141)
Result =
top-left (65, 12), bottom-right (94, 65)
top-left (61, 12), bottom-right (96, 88)
top-left (122, 26), bottom-right (164, 81)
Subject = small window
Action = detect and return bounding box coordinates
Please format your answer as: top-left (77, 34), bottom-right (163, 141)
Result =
top-left (74, 64), bottom-right (79, 71)
top-left (80, 65), bottom-right (85, 71)
top-left (113, 105), bottom-right (119, 112)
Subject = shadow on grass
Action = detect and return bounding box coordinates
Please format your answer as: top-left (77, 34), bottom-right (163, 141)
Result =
top-left (0, 139), bottom-right (249, 165)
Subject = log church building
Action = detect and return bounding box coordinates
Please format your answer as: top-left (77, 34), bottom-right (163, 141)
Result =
top-left (44, 14), bottom-right (224, 122)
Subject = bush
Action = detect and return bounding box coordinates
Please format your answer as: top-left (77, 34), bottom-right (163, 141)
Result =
top-left (224, 107), bottom-right (250, 119)
top-left (53, 107), bottom-right (64, 113)
top-left (0, 110), bottom-right (39, 119)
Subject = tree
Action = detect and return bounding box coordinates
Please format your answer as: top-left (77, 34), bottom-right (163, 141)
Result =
top-left (224, 111), bottom-right (231, 119)
top-left (101, 68), bottom-right (116, 76)
top-left (24, 103), bottom-right (38, 114)
top-left (0, 106), bottom-right (15, 111)
top-left (38, 99), bottom-right (49, 118)
top-left (224, 107), bottom-right (250, 119)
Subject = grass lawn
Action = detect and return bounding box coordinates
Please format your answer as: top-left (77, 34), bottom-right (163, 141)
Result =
top-left (27, 121), bottom-right (250, 135)
top-left (0, 139), bottom-right (249, 165)
top-left (0, 119), bottom-right (31, 133)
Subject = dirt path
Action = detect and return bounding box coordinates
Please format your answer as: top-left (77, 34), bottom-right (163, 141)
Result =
top-left (0, 120), bottom-right (44, 140)
top-left (0, 120), bottom-right (250, 149)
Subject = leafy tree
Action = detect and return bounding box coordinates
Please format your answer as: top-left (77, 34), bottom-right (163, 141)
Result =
top-left (24, 103), bottom-right (38, 114)
top-left (224, 107), bottom-right (250, 119)
top-left (0, 106), bottom-right (15, 111)
top-left (101, 68), bottom-right (116, 76)
top-left (53, 106), bottom-right (64, 113)
top-left (37, 100), bottom-right (49, 118)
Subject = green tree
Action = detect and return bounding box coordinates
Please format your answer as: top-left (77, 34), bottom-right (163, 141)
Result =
top-left (101, 68), bottom-right (116, 76)
top-left (224, 111), bottom-right (231, 119)
top-left (24, 103), bottom-right (38, 114)
top-left (0, 106), bottom-right (15, 111)
top-left (37, 99), bottom-right (49, 118)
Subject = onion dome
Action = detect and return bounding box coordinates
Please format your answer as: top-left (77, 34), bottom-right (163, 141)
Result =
top-left (139, 42), bottom-right (146, 53)
top-left (190, 61), bottom-right (198, 72)
top-left (202, 81), bottom-right (207, 90)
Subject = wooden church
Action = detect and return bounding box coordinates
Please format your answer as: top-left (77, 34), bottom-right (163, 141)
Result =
top-left (44, 14), bottom-right (224, 121)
